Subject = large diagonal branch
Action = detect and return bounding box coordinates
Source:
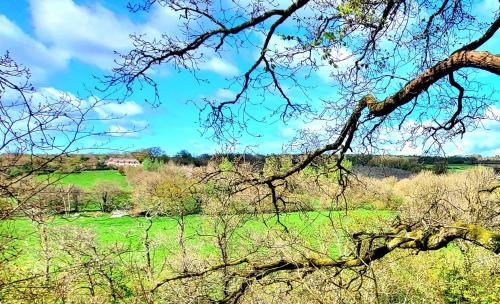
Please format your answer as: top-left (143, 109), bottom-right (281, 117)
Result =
top-left (253, 51), bottom-right (499, 186)
top-left (252, 17), bottom-right (500, 185)
top-left (220, 223), bottom-right (498, 303)
top-left (365, 50), bottom-right (500, 117)
top-left (256, 21), bottom-right (499, 185)
top-left (366, 15), bottom-right (500, 116)
top-left (150, 223), bottom-right (499, 300)
top-left (245, 223), bottom-right (498, 274)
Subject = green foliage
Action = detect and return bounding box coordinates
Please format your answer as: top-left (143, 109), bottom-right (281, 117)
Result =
top-left (443, 269), bottom-right (470, 303)
top-left (2, 160), bottom-right (498, 302)
top-left (172, 149), bottom-right (200, 166)
top-left (299, 157), bottom-right (353, 182)
top-left (112, 192), bottom-right (132, 210)
top-left (133, 168), bottom-right (200, 216)
top-left (280, 155), bottom-right (293, 172)
top-left (218, 157), bottom-right (234, 172)
top-left (321, 158), bottom-right (352, 181)
top-left (367, 155), bottom-right (423, 172)
top-left (263, 155), bottom-right (279, 177)
top-left (142, 157), bottom-right (164, 171)
top-left (337, 2), bottom-right (354, 16)
top-left (79, 155), bottom-right (90, 162)
top-left (299, 165), bottom-right (316, 179)
top-left (7, 166), bottom-right (23, 178)
top-left (336, 0), bottom-right (366, 18)
top-left (1, 209), bottom-right (394, 258)
top-left (263, 155), bottom-right (294, 177)
top-left (323, 31), bottom-right (336, 41)
top-left (441, 268), bottom-right (499, 304)
top-left (91, 181), bottom-right (130, 212)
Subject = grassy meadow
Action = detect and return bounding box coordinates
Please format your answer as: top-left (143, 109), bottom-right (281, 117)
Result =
top-left (2, 163), bottom-right (497, 303)
top-left (38, 170), bottom-right (130, 190)
top-left (2, 209), bottom-right (396, 266)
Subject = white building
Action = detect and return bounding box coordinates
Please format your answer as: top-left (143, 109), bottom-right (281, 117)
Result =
top-left (105, 158), bottom-right (141, 167)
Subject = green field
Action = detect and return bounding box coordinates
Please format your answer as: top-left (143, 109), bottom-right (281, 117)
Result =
top-left (38, 170), bottom-right (130, 190)
top-left (446, 163), bottom-right (477, 172)
top-left (423, 163), bottom-right (477, 172)
top-left (2, 209), bottom-right (395, 264)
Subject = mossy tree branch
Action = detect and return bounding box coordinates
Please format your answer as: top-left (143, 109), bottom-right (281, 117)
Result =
top-left (151, 222), bottom-right (499, 301)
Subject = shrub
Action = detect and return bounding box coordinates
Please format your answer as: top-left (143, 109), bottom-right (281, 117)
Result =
top-left (433, 158), bottom-right (449, 174)
top-left (341, 176), bottom-right (402, 210)
top-left (132, 165), bottom-right (199, 216)
top-left (395, 167), bottom-right (499, 227)
top-left (91, 181), bottom-right (130, 212)
top-left (142, 157), bottom-right (164, 171)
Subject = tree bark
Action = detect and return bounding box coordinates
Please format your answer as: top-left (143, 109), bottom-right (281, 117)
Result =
top-left (366, 51), bottom-right (500, 117)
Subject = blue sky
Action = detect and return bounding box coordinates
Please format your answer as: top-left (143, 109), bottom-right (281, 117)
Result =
top-left (0, 0), bottom-right (498, 156)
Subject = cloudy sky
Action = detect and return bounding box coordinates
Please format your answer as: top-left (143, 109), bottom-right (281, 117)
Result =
top-left (0, 0), bottom-right (498, 156)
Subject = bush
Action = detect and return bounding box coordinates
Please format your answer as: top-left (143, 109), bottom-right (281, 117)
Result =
top-left (433, 158), bottom-right (448, 174)
top-left (91, 181), bottom-right (130, 212)
top-left (131, 165), bottom-right (199, 216)
top-left (395, 167), bottom-right (499, 227)
top-left (142, 157), bottom-right (164, 171)
top-left (441, 265), bottom-right (499, 303)
top-left (342, 176), bottom-right (403, 210)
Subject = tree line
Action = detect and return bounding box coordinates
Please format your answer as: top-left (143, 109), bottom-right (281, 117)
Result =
top-left (4, 148), bottom-right (498, 178)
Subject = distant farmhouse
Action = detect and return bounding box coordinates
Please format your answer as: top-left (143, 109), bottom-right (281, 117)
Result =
top-left (105, 157), bottom-right (141, 167)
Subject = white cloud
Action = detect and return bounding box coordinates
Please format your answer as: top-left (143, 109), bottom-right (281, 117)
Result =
top-left (1, 85), bottom-right (98, 153)
top-left (231, 0), bottom-right (293, 9)
top-left (30, 0), bottom-right (240, 76)
top-left (262, 33), bottom-right (354, 83)
top-left (0, 15), bottom-right (68, 81)
top-left (477, 0), bottom-right (499, 18)
top-left (200, 57), bottom-right (239, 77)
top-left (108, 125), bottom-right (138, 137)
top-left (0, 1), bottom-right (239, 81)
top-left (141, 5), bottom-right (183, 37)
top-left (301, 119), bottom-right (336, 133)
top-left (215, 88), bottom-right (237, 99)
top-left (450, 106), bottom-right (500, 156)
top-left (280, 126), bottom-right (295, 137)
top-left (129, 120), bottom-right (149, 128)
top-left (486, 105), bottom-right (500, 117)
top-left (39, 87), bottom-right (90, 108)
top-left (95, 101), bottom-right (143, 118)
top-left (2, 86), bottom-right (87, 113)
top-left (29, 0), bottom-right (147, 70)
top-left (315, 47), bottom-right (355, 83)
top-left (376, 106), bottom-right (500, 156)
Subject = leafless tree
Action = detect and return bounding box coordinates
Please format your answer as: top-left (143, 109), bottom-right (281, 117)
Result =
top-left (0, 51), bottom-right (117, 301)
top-left (105, 0), bottom-right (500, 302)
top-left (0, 51), bottom-right (103, 219)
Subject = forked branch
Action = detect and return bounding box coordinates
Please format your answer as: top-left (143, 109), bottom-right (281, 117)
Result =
top-left (150, 222), bottom-right (499, 302)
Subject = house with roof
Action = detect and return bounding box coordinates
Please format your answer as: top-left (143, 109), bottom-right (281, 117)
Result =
top-left (105, 157), bottom-right (141, 167)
